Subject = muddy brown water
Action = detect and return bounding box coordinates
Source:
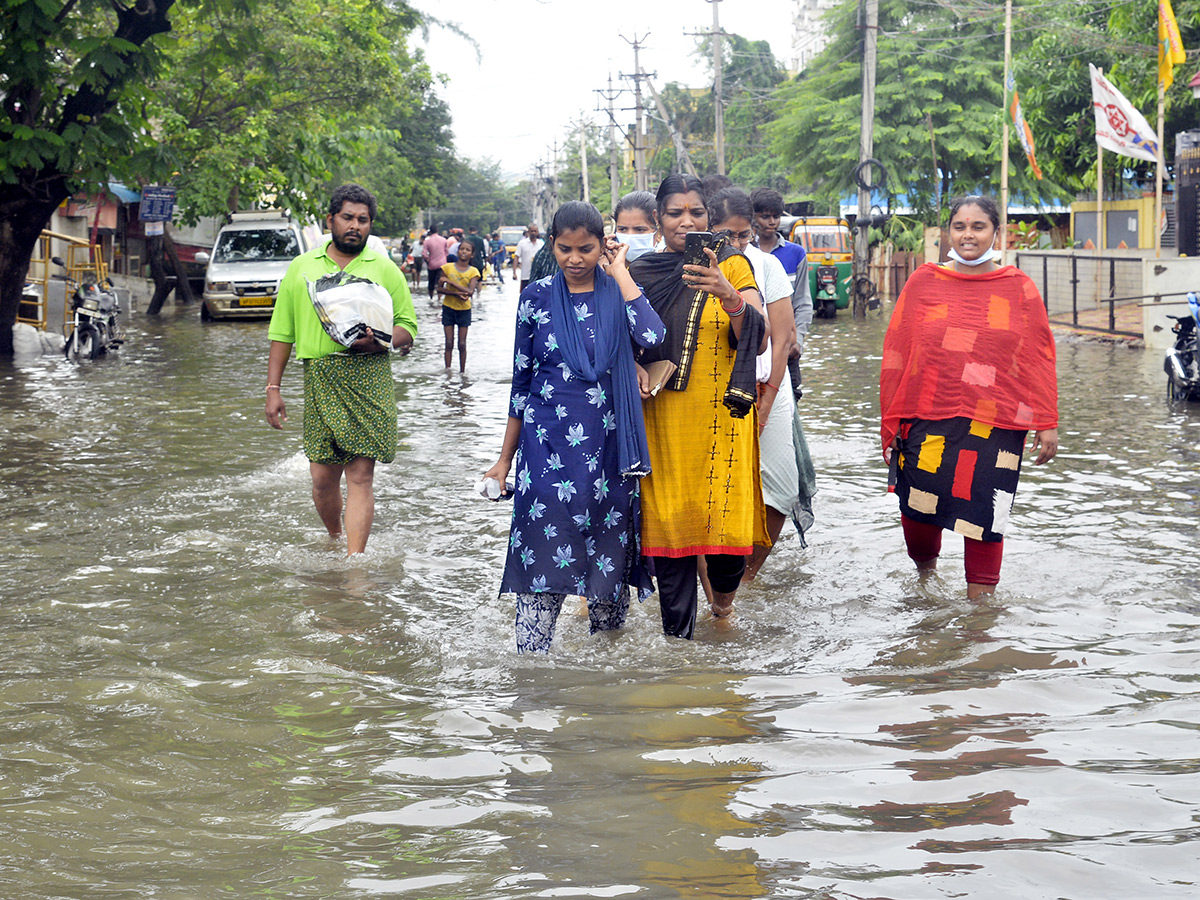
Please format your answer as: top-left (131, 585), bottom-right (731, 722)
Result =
top-left (1, 278), bottom-right (1198, 899)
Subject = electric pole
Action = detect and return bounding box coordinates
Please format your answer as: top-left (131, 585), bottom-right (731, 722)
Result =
top-left (595, 73), bottom-right (623, 214)
top-left (853, 0), bottom-right (878, 318)
top-left (709, 0), bottom-right (725, 175)
top-left (578, 120), bottom-right (590, 203)
top-left (621, 33), bottom-right (650, 191)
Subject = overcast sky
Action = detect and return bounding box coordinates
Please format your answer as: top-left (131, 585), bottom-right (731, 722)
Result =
top-left (412, 0), bottom-right (796, 181)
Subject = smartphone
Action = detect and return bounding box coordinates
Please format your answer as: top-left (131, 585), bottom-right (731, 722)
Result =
top-left (684, 231), bottom-right (714, 269)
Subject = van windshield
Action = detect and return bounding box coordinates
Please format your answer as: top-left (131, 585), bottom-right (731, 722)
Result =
top-left (212, 229), bottom-right (300, 263)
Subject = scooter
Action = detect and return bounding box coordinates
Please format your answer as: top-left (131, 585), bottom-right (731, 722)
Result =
top-left (1164, 292), bottom-right (1200, 401)
top-left (814, 260), bottom-right (840, 319)
top-left (56, 256), bottom-right (122, 360)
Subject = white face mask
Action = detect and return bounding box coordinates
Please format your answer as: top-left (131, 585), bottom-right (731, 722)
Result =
top-left (614, 232), bottom-right (656, 261)
top-left (948, 245), bottom-right (997, 267)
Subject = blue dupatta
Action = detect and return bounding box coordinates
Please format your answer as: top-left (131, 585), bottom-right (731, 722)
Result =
top-left (549, 269), bottom-right (650, 478)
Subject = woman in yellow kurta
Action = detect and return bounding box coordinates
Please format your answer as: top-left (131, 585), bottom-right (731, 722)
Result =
top-left (629, 174), bottom-right (770, 639)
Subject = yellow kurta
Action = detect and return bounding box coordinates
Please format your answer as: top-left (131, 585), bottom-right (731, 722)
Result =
top-left (641, 256), bottom-right (769, 557)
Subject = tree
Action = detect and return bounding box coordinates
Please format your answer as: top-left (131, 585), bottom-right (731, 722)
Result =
top-left (769, 0), bottom-right (1010, 220)
top-left (1017, 0), bottom-right (1200, 196)
top-left (0, 0), bottom-right (177, 355)
top-left (139, 0), bottom-right (418, 224)
top-left (425, 159), bottom-right (523, 233)
top-left (339, 78), bottom-right (456, 237)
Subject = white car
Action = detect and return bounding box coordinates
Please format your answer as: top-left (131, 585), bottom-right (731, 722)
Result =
top-left (195, 211), bottom-right (322, 320)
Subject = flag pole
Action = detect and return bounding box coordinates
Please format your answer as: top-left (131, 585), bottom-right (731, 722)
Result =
top-left (1156, 80), bottom-right (1165, 258)
top-left (1096, 145), bottom-right (1105, 308)
top-left (999, 0), bottom-right (1012, 263)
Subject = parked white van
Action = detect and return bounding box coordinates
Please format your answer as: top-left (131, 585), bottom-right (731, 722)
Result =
top-left (194, 211), bottom-right (323, 320)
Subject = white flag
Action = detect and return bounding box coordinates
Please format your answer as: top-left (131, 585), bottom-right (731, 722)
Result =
top-left (1089, 63), bottom-right (1159, 163)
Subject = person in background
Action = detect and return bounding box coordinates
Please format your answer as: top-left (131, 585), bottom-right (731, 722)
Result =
top-left (465, 226), bottom-right (488, 293)
top-left (483, 201), bottom-right (666, 653)
top-left (529, 235), bottom-right (560, 282)
top-left (514, 224), bottom-right (544, 293)
top-left (880, 194), bottom-right (1058, 598)
top-left (411, 232), bottom-right (424, 289)
top-left (751, 188), bottom-right (812, 401)
top-left (436, 239), bottom-right (480, 372)
top-left (446, 229), bottom-right (461, 262)
top-left (422, 225), bottom-right (448, 300)
top-left (707, 188), bottom-right (802, 583)
top-left (629, 174), bottom-right (770, 637)
top-left (489, 232), bottom-right (507, 283)
top-left (264, 184), bottom-right (417, 556)
top-left (612, 190), bottom-right (657, 261)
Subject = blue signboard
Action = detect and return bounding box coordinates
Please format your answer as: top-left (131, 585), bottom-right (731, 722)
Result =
top-left (140, 185), bottom-right (177, 222)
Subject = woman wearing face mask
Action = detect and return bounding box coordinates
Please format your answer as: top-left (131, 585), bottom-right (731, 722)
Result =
top-left (880, 194), bottom-right (1058, 597)
top-left (708, 188), bottom-right (807, 583)
top-left (628, 174), bottom-right (770, 638)
top-left (612, 190), bottom-right (658, 262)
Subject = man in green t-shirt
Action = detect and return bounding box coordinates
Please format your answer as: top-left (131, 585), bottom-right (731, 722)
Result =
top-left (264, 184), bottom-right (418, 555)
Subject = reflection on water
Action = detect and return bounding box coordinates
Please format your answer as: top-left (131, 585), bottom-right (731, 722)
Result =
top-left (1, 285), bottom-right (1198, 899)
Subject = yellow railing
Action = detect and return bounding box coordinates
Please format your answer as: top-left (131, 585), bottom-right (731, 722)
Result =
top-left (18, 230), bottom-right (109, 331)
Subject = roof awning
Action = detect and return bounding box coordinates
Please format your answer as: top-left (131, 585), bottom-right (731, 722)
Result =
top-left (107, 182), bottom-right (142, 204)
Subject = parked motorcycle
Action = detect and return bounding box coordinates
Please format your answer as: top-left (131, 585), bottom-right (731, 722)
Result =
top-left (1164, 292), bottom-right (1200, 401)
top-left (55, 256), bottom-right (122, 360)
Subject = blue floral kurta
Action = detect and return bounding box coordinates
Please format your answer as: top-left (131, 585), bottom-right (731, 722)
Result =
top-left (499, 278), bottom-right (666, 600)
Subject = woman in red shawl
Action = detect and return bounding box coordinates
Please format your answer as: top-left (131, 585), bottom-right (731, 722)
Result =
top-left (880, 195), bottom-right (1058, 597)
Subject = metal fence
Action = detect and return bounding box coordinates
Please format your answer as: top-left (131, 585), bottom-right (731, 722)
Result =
top-left (1013, 251), bottom-right (1146, 338)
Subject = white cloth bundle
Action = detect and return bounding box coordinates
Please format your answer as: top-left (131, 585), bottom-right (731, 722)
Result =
top-left (307, 271), bottom-right (393, 348)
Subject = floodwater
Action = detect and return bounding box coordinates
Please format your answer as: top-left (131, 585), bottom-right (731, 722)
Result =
top-left (1, 275), bottom-right (1198, 900)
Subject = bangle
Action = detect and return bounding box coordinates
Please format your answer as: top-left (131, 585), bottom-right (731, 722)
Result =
top-left (764, 382), bottom-right (779, 393)
top-left (722, 296), bottom-right (746, 317)
top-left (266, 384), bottom-right (280, 392)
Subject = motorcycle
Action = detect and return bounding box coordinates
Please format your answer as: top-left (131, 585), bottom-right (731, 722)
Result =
top-left (1164, 292), bottom-right (1200, 402)
top-left (56, 256), bottom-right (122, 360)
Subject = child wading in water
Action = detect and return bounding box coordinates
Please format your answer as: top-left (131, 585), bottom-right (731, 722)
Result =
top-left (437, 240), bottom-right (480, 371)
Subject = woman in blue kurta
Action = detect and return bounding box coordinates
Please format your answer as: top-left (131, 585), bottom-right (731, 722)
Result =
top-left (484, 202), bottom-right (666, 653)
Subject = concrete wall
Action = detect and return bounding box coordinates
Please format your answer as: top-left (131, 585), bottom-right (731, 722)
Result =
top-left (1140, 256), bottom-right (1200, 349)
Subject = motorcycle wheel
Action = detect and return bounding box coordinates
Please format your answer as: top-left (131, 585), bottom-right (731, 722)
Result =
top-left (76, 324), bottom-right (101, 360)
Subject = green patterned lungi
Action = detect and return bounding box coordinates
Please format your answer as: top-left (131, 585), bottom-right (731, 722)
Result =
top-left (302, 352), bottom-right (397, 465)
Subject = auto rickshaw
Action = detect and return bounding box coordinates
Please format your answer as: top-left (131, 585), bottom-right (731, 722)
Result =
top-left (789, 216), bottom-right (853, 317)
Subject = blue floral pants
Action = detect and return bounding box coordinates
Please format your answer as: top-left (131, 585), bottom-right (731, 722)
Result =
top-left (514, 590), bottom-right (631, 654)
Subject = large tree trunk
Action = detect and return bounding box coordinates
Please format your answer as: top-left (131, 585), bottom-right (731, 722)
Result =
top-left (0, 0), bottom-right (175, 355)
top-left (0, 184), bottom-right (69, 356)
top-left (164, 227), bottom-right (194, 305)
top-left (145, 234), bottom-right (173, 316)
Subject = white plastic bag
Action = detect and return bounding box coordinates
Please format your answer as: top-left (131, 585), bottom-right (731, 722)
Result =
top-left (307, 272), bottom-right (393, 348)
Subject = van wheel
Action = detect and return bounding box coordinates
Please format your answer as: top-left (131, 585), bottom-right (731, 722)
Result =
top-left (200, 301), bottom-right (213, 321)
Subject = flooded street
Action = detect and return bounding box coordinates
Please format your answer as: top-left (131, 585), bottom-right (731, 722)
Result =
top-left (2, 276), bottom-right (1198, 900)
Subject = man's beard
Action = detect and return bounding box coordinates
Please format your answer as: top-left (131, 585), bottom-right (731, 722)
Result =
top-left (331, 229), bottom-right (366, 255)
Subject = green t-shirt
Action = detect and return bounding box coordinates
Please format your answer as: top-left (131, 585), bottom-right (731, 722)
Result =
top-left (268, 243), bottom-right (418, 359)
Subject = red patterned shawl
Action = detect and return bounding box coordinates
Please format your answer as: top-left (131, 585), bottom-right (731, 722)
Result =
top-left (880, 263), bottom-right (1058, 451)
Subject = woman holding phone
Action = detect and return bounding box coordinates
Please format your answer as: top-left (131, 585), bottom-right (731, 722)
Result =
top-left (629, 174), bottom-right (770, 639)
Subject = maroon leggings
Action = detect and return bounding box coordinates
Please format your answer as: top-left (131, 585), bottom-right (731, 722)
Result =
top-left (901, 514), bottom-right (1003, 585)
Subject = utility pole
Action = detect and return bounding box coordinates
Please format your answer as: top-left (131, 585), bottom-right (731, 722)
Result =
top-left (708, 0), bottom-right (725, 175)
top-left (853, 0), bottom-right (878, 318)
top-left (578, 121), bottom-right (590, 203)
top-left (621, 33), bottom-right (650, 191)
top-left (595, 73), bottom-right (623, 214)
